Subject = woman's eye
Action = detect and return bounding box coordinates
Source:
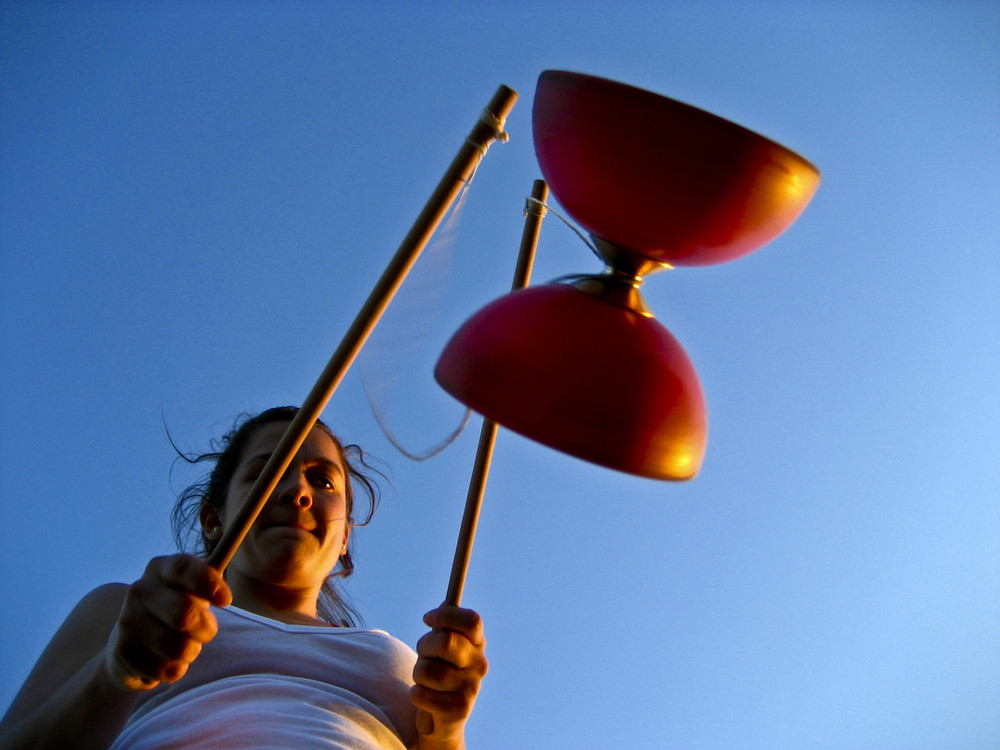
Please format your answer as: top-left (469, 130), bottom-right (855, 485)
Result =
top-left (310, 472), bottom-right (337, 491)
top-left (245, 464), bottom-right (265, 482)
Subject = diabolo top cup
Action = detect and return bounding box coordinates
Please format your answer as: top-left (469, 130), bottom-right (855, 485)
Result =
top-left (532, 70), bottom-right (820, 267)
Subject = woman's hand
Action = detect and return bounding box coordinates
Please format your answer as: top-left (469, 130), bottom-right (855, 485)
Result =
top-left (103, 554), bottom-right (231, 691)
top-left (411, 605), bottom-right (489, 750)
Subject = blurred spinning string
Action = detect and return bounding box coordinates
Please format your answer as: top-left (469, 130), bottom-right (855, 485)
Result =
top-left (356, 168), bottom-right (476, 460)
top-left (359, 189), bottom-right (617, 462)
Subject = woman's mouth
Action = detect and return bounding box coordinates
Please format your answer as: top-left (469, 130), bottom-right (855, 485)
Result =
top-left (265, 520), bottom-right (316, 534)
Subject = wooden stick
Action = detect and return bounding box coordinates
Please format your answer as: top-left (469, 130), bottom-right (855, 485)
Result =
top-left (444, 178), bottom-right (548, 607)
top-left (416, 179), bottom-right (548, 739)
top-left (208, 85), bottom-right (518, 572)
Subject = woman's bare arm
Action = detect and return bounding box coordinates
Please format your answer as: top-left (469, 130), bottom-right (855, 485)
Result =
top-left (0, 583), bottom-right (139, 749)
top-left (0, 556), bottom-right (230, 750)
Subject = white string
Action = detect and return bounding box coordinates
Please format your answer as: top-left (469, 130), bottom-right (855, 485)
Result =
top-left (466, 108), bottom-right (510, 154)
top-left (357, 169), bottom-right (477, 461)
top-left (524, 195), bottom-right (603, 262)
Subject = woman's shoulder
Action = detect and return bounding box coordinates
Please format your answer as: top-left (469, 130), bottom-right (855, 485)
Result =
top-left (62, 582), bottom-right (130, 637)
top-left (38, 582), bottom-right (128, 669)
top-left (79, 581), bottom-right (130, 610)
top-left (27, 583), bottom-right (127, 681)
top-left (0, 582), bottom-right (128, 732)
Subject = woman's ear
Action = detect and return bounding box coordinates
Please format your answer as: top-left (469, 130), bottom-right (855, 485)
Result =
top-left (341, 525), bottom-right (351, 555)
top-left (200, 505), bottom-right (224, 540)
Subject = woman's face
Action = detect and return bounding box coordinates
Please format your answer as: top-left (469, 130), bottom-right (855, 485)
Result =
top-left (211, 421), bottom-right (351, 593)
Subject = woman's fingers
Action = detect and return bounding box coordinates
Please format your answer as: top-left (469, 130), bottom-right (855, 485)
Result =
top-left (413, 633), bottom-right (487, 690)
top-left (411, 605), bottom-right (488, 733)
top-left (154, 554), bottom-right (231, 608)
top-left (409, 681), bottom-right (479, 723)
top-left (422, 605), bottom-right (486, 647)
top-left (416, 605), bottom-right (487, 678)
top-left (106, 621), bottom-right (201, 687)
top-left (105, 554), bottom-right (229, 690)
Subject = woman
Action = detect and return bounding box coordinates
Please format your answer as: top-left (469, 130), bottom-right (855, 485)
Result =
top-left (0, 407), bottom-right (488, 749)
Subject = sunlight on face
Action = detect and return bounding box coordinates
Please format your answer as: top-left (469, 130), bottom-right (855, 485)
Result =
top-left (221, 422), bottom-right (351, 592)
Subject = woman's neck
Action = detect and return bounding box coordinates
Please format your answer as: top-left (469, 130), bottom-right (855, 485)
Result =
top-left (226, 575), bottom-right (330, 626)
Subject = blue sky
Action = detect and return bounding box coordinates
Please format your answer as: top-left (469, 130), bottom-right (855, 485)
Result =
top-left (1, 2), bottom-right (998, 748)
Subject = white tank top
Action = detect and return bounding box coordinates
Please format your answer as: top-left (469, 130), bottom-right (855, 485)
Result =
top-left (110, 605), bottom-right (418, 749)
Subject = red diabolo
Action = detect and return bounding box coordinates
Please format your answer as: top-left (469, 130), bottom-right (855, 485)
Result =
top-left (435, 71), bottom-right (820, 480)
top-left (532, 70), bottom-right (820, 266)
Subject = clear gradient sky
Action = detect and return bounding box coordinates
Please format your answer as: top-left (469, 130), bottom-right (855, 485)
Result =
top-left (2, 2), bottom-right (998, 748)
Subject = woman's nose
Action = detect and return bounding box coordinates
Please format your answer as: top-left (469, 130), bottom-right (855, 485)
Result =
top-left (278, 474), bottom-right (312, 507)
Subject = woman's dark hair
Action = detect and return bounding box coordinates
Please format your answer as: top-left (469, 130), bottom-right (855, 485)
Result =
top-left (170, 406), bottom-right (383, 627)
